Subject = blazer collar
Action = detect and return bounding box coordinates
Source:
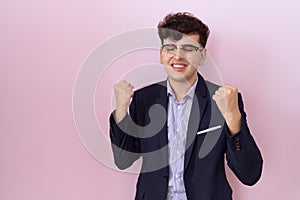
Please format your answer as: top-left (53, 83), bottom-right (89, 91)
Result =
top-left (184, 73), bottom-right (209, 171)
top-left (154, 74), bottom-right (210, 171)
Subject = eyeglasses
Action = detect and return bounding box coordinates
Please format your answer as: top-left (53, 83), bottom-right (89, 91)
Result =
top-left (161, 44), bottom-right (203, 58)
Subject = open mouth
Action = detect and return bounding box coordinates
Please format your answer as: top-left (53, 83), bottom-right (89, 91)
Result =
top-left (171, 63), bottom-right (187, 72)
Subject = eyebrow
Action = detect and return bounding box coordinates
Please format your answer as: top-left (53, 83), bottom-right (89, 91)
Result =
top-left (164, 43), bottom-right (199, 47)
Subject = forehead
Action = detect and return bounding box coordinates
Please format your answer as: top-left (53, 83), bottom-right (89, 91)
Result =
top-left (163, 34), bottom-right (200, 46)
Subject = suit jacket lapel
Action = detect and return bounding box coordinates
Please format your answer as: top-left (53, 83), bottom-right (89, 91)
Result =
top-left (198, 82), bottom-right (225, 159)
top-left (153, 76), bottom-right (222, 172)
top-left (154, 81), bottom-right (169, 150)
top-left (184, 74), bottom-right (209, 171)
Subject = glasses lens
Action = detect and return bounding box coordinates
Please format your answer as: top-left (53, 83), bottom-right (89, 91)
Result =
top-left (163, 44), bottom-right (176, 51)
top-left (162, 44), bottom-right (199, 58)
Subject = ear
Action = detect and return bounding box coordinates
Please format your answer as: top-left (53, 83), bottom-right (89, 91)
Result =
top-left (199, 48), bottom-right (207, 66)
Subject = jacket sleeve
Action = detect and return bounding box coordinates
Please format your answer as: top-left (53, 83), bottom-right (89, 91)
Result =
top-left (225, 93), bottom-right (263, 186)
top-left (109, 93), bottom-right (141, 170)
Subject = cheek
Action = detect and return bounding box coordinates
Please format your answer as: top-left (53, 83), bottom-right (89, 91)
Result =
top-left (160, 56), bottom-right (170, 65)
top-left (187, 58), bottom-right (201, 67)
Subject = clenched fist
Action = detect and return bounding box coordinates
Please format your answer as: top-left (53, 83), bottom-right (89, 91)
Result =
top-left (113, 80), bottom-right (134, 123)
top-left (212, 84), bottom-right (242, 134)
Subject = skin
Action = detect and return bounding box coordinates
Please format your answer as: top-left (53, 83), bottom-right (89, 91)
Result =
top-left (159, 34), bottom-right (206, 101)
top-left (114, 34), bottom-right (241, 134)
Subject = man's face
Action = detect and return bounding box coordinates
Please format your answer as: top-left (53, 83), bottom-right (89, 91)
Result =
top-left (160, 34), bottom-right (206, 85)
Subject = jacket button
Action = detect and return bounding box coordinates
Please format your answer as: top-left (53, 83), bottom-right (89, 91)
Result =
top-left (163, 176), bottom-right (169, 181)
top-left (235, 143), bottom-right (241, 151)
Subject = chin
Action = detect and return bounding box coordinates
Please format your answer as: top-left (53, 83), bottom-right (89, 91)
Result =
top-left (164, 67), bottom-right (196, 84)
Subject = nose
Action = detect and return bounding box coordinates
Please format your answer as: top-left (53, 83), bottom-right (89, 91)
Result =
top-left (173, 48), bottom-right (184, 58)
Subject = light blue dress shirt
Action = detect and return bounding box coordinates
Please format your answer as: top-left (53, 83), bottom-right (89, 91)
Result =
top-left (166, 78), bottom-right (198, 200)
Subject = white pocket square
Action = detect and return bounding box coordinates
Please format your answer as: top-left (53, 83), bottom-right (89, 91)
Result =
top-left (197, 125), bottom-right (222, 135)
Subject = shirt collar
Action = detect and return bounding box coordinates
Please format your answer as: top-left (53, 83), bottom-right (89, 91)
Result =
top-left (167, 77), bottom-right (198, 100)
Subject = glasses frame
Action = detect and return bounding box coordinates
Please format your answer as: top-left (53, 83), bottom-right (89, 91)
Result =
top-left (161, 44), bottom-right (203, 58)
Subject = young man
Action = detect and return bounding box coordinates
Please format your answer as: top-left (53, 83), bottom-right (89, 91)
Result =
top-left (109, 12), bottom-right (263, 200)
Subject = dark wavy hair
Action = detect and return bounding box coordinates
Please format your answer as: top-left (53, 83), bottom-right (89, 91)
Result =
top-left (158, 12), bottom-right (210, 48)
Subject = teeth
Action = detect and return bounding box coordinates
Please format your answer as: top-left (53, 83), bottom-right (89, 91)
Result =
top-left (173, 64), bottom-right (185, 68)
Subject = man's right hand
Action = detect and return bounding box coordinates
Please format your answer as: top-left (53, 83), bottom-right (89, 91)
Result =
top-left (113, 80), bottom-right (134, 123)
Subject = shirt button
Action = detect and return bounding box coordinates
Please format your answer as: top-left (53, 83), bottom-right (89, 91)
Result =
top-left (176, 173), bottom-right (181, 178)
top-left (177, 105), bottom-right (181, 109)
top-left (176, 128), bottom-right (179, 132)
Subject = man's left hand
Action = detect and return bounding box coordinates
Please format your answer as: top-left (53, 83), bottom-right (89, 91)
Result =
top-left (212, 84), bottom-right (242, 134)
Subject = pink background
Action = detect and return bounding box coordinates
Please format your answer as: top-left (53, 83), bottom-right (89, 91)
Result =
top-left (1, 0), bottom-right (300, 199)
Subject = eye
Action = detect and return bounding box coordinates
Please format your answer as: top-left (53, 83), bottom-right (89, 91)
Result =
top-left (181, 45), bottom-right (196, 52)
top-left (163, 44), bottom-right (176, 51)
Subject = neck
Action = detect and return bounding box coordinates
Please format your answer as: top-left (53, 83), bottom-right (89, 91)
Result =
top-left (169, 75), bottom-right (197, 101)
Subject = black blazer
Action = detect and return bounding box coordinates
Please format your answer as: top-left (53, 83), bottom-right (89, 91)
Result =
top-left (110, 74), bottom-right (263, 200)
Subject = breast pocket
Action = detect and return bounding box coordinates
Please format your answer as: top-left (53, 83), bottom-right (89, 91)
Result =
top-left (197, 126), bottom-right (225, 159)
